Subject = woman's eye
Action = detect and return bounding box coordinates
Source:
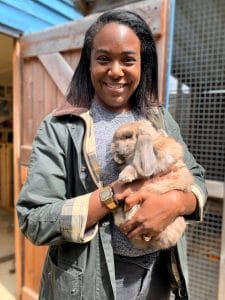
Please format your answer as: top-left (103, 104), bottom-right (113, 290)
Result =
top-left (96, 56), bottom-right (110, 63)
top-left (123, 57), bottom-right (136, 65)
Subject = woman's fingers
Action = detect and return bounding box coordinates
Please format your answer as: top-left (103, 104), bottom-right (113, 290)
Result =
top-left (124, 191), bottom-right (145, 210)
top-left (120, 210), bottom-right (149, 236)
top-left (120, 219), bottom-right (142, 237)
top-left (121, 217), bottom-right (154, 240)
top-left (120, 192), bottom-right (173, 239)
top-left (112, 178), bottom-right (148, 201)
top-left (127, 226), bottom-right (143, 239)
top-left (118, 190), bottom-right (190, 243)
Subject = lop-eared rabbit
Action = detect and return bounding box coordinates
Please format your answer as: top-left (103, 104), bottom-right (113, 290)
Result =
top-left (111, 120), bottom-right (194, 251)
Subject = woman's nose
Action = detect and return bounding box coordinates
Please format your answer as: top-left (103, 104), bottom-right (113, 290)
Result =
top-left (108, 61), bottom-right (124, 78)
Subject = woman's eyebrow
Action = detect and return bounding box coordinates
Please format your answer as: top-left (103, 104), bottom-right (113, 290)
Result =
top-left (94, 48), bottom-right (137, 55)
top-left (94, 49), bottom-right (109, 54)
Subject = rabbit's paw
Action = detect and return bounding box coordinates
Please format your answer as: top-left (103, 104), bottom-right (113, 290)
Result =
top-left (118, 165), bottom-right (137, 183)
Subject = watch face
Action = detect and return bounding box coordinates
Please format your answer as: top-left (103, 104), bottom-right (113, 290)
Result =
top-left (102, 188), bottom-right (112, 198)
top-left (100, 186), bottom-right (117, 210)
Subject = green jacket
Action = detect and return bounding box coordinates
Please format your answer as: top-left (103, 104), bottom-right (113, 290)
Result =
top-left (17, 102), bottom-right (207, 300)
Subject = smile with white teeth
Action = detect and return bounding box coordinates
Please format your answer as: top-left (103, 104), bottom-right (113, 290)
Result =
top-left (105, 82), bottom-right (126, 89)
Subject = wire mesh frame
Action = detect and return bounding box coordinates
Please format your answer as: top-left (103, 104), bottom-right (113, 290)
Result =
top-left (186, 198), bottom-right (222, 300)
top-left (170, 198), bottom-right (222, 300)
top-left (168, 1), bottom-right (225, 299)
top-left (168, 0), bottom-right (225, 182)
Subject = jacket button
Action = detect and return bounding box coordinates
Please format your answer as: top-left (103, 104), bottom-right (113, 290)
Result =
top-left (71, 288), bottom-right (77, 295)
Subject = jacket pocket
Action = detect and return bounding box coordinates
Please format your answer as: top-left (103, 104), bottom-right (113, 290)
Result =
top-left (40, 253), bottom-right (83, 299)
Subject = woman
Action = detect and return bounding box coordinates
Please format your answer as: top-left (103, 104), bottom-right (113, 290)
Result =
top-left (17, 10), bottom-right (207, 300)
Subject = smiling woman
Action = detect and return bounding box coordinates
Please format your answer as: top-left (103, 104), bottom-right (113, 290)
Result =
top-left (16, 9), bottom-right (207, 300)
top-left (90, 23), bottom-right (141, 112)
top-left (67, 10), bottom-right (159, 116)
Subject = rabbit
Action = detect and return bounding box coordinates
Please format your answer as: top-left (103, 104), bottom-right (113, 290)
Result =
top-left (111, 120), bottom-right (194, 251)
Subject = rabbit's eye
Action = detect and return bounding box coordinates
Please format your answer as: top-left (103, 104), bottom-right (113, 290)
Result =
top-left (122, 132), bottom-right (133, 139)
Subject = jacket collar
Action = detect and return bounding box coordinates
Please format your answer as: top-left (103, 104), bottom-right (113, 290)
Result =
top-left (52, 101), bottom-right (89, 117)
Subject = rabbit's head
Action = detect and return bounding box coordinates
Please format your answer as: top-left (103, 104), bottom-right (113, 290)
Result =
top-left (112, 120), bottom-right (159, 177)
top-left (112, 120), bottom-right (184, 178)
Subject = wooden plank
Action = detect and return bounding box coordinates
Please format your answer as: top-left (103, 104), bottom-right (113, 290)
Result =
top-left (13, 39), bottom-right (23, 300)
top-left (9, 143), bottom-right (13, 208)
top-left (56, 85), bottom-right (66, 107)
top-left (44, 64), bottom-right (57, 115)
top-left (21, 166), bottom-right (28, 186)
top-left (20, 145), bottom-right (32, 166)
top-left (80, 0), bottom-right (138, 14)
top-left (69, 50), bottom-right (81, 71)
top-left (21, 14), bottom-right (97, 58)
top-left (24, 240), bottom-right (48, 296)
top-left (22, 59), bottom-right (34, 146)
top-left (4, 144), bottom-right (8, 208)
top-left (20, 0), bottom-right (163, 58)
top-left (24, 240), bottom-right (36, 294)
top-left (0, 253), bottom-right (15, 263)
top-left (22, 286), bottom-right (38, 300)
top-left (63, 50), bottom-right (81, 71)
top-left (5, 143), bottom-right (13, 209)
top-left (0, 143), bottom-right (13, 210)
top-left (157, 0), bottom-right (171, 104)
top-left (0, 144), bottom-right (2, 205)
top-left (34, 246), bottom-right (48, 292)
top-left (0, 143), bottom-right (6, 208)
top-left (38, 53), bottom-right (73, 97)
top-left (32, 59), bottom-right (45, 138)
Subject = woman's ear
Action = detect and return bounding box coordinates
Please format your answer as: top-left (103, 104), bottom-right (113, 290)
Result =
top-left (133, 134), bottom-right (157, 177)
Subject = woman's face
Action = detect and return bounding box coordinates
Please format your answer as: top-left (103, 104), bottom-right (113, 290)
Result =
top-left (90, 22), bottom-right (141, 112)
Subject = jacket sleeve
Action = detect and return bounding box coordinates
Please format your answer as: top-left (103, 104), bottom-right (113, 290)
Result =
top-left (16, 114), bottom-right (97, 246)
top-left (163, 108), bottom-right (208, 222)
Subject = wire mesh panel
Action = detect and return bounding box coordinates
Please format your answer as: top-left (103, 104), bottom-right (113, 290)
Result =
top-left (170, 199), bottom-right (222, 300)
top-left (169, 0), bottom-right (225, 181)
top-left (186, 199), bottom-right (222, 300)
top-left (168, 1), bottom-right (225, 299)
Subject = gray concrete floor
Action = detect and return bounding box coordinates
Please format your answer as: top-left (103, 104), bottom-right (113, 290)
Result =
top-left (0, 208), bottom-right (16, 299)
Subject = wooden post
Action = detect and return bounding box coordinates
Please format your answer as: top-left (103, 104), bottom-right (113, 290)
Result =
top-left (13, 39), bottom-right (22, 300)
top-left (0, 143), bottom-right (13, 211)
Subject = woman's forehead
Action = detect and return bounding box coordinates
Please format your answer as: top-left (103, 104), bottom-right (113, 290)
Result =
top-left (92, 22), bottom-right (140, 52)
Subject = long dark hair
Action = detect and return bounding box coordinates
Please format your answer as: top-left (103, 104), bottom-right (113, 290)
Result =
top-left (67, 10), bottom-right (159, 114)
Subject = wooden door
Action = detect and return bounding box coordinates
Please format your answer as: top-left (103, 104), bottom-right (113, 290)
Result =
top-left (13, 0), bottom-right (173, 298)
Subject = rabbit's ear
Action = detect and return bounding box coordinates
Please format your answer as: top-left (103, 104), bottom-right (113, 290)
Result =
top-left (133, 134), bottom-right (157, 177)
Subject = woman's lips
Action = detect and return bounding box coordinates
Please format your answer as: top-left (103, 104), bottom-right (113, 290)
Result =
top-left (104, 82), bottom-right (127, 93)
top-left (104, 82), bottom-right (127, 90)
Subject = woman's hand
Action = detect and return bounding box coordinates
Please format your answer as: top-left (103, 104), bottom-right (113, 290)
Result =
top-left (87, 179), bottom-right (148, 229)
top-left (111, 178), bottom-right (149, 201)
top-left (118, 189), bottom-right (197, 240)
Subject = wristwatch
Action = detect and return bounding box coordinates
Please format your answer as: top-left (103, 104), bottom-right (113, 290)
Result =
top-left (99, 186), bottom-right (118, 211)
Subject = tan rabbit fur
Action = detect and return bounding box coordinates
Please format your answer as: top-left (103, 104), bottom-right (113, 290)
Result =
top-left (111, 120), bottom-right (194, 251)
